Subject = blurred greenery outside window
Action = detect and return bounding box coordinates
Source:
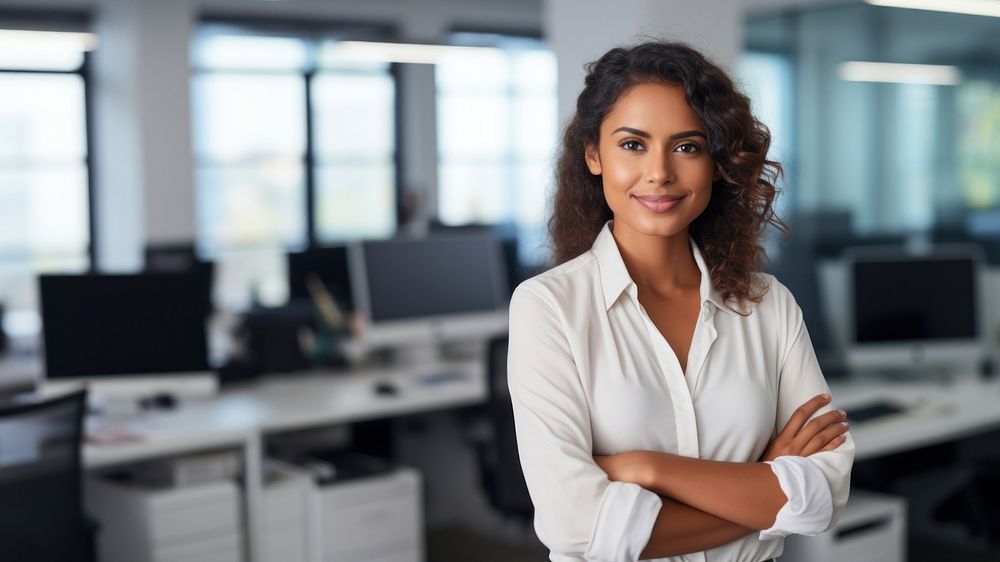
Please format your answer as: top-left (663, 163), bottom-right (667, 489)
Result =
top-left (744, 5), bottom-right (1000, 243)
top-left (192, 26), bottom-right (397, 309)
top-left (435, 32), bottom-right (557, 266)
top-left (0, 26), bottom-right (92, 333)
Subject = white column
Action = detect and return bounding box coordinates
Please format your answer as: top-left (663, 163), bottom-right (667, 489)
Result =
top-left (545, 0), bottom-right (745, 125)
top-left (135, 0), bottom-right (197, 247)
top-left (92, 0), bottom-right (196, 272)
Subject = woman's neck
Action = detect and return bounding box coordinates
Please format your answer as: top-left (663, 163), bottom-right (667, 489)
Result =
top-left (610, 219), bottom-right (700, 296)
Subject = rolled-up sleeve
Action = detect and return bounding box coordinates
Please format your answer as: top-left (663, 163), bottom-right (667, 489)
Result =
top-left (508, 283), bottom-right (662, 561)
top-left (759, 281), bottom-right (856, 540)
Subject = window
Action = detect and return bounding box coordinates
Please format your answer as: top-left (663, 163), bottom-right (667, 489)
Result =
top-left (192, 26), bottom-right (397, 308)
top-left (736, 51), bottom-right (795, 218)
top-left (745, 4), bottom-right (1000, 237)
top-left (436, 33), bottom-right (557, 266)
top-left (0, 26), bottom-right (93, 329)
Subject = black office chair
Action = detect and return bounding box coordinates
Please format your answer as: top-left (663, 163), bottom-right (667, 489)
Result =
top-left (473, 335), bottom-right (533, 521)
top-left (0, 390), bottom-right (95, 562)
top-left (932, 458), bottom-right (1000, 547)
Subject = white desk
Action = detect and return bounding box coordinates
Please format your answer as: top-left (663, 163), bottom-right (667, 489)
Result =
top-left (83, 361), bottom-right (486, 467)
top-left (76, 358), bottom-right (487, 562)
top-left (830, 376), bottom-right (1000, 461)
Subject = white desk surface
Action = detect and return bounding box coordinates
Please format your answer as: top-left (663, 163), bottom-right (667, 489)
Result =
top-left (83, 359), bottom-right (486, 469)
top-left (9, 351), bottom-right (998, 467)
top-left (830, 376), bottom-right (1000, 461)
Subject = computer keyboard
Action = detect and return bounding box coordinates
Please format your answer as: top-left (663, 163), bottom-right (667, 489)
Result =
top-left (843, 401), bottom-right (908, 423)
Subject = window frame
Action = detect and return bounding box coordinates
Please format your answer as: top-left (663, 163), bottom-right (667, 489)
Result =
top-left (0, 9), bottom-right (97, 270)
top-left (193, 16), bottom-right (404, 255)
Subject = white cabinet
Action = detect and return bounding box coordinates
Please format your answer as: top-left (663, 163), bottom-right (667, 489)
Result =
top-left (86, 477), bottom-right (243, 562)
top-left (780, 489), bottom-right (907, 562)
top-left (314, 467), bottom-right (423, 562)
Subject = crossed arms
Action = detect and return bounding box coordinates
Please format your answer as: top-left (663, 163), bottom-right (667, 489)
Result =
top-left (593, 394), bottom-right (849, 558)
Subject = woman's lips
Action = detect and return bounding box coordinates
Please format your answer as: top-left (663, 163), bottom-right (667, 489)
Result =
top-left (633, 194), bottom-right (686, 213)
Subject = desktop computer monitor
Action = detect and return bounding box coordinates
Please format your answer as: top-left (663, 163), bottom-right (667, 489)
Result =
top-left (145, 242), bottom-right (215, 315)
top-left (845, 245), bottom-right (985, 375)
top-left (287, 245), bottom-right (354, 312)
top-left (348, 235), bottom-right (509, 359)
top-left (38, 272), bottom-right (216, 401)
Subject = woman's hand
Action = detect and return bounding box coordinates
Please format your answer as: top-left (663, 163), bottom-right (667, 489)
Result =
top-left (593, 451), bottom-right (655, 488)
top-left (759, 393), bottom-right (849, 462)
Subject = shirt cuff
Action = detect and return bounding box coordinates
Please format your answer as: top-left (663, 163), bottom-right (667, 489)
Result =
top-left (759, 456), bottom-right (834, 540)
top-left (584, 481), bottom-right (663, 562)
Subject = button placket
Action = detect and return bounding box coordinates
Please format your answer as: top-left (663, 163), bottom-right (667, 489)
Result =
top-left (689, 303), bottom-right (719, 397)
top-left (631, 291), bottom-right (700, 458)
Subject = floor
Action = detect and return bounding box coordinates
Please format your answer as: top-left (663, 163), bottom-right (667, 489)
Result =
top-left (427, 524), bottom-right (548, 562)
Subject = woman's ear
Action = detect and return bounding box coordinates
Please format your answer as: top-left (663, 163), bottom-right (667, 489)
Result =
top-left (713, 165), bottom-right (722, 182)
top-left (585, 145), bottom-right (602, 175)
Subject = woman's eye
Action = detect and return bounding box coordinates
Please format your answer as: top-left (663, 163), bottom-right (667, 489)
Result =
top-left (620, 139), bottom-right (644, 151)
top-left (676, 143), bottom-right (700, 153)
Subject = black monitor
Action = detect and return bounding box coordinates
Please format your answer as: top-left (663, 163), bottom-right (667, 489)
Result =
top-left (348, 235), bottom-right (509, 352)
top-left (845, 246), bottom-right (983, 373)
top-left (286, 245), bottom-right (353, 312)
top-left (428, 221), bottom-right (523, 296)
top-left (39, 273), bottom-right (211, 379)
top-left (144, 243), bottom-right (214, 315)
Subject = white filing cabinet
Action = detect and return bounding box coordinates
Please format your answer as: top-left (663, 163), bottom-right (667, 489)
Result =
top-left (314, 467), bottom-right (423, 562)
top-left (85, 476), bottom-right (243, 562)
top-left (262, 462), bottom-right (317, 562)
top-left (780, 489), bottom-right (907, 562)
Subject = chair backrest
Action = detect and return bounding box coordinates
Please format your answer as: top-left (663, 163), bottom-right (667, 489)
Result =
top-left (485, 335), bottom-right (533, 517)
top-left (0, 390), bottom-right (91, 561)
top-left (487, 335), bottom-right (512, 406)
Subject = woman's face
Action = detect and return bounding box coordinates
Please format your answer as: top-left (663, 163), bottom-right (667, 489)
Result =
top-left (585, 82), bottom-right (718, 240)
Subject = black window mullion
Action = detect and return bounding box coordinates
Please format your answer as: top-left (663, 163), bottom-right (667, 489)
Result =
top-left (304, 69), bottom-right (317, 248)
top-left (391, 62), bottom-right (404, 231)
top-left (81, 50), bottom-right (97, 272)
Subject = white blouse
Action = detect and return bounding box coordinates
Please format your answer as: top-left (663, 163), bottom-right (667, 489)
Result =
top-left (507, 221), bottom-right (855, 562)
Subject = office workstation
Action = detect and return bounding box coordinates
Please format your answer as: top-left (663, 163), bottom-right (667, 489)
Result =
top-left (3, 1), bottom-right (1000, 561)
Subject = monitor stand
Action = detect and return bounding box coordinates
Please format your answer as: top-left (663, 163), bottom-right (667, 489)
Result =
top-left (390, 342), bottom-right (444, 369)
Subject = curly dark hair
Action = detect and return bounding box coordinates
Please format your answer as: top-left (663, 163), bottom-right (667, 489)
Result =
top-left (549, 41), bottom-right (786, 313)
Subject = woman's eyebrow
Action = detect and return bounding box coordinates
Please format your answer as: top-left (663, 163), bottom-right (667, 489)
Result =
top-left (611, 126), bottom-right (651, 138)
top-left (669, 130), bottom-right (707, 141)
top-left (611, 126), bottom-right (707, 141)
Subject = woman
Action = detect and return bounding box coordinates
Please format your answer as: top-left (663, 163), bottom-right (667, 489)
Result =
top-left (507, 41), bottom-right (855, 562)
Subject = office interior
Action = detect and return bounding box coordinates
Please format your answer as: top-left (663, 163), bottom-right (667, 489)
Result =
top-left (1, 0), bottom-right (1000, 560)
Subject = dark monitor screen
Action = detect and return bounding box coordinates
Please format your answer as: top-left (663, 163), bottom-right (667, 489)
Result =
top-left (39, 273), bottom-right (210, 378)
top-left (287, 246), bottom-right (353, 311)
top-left (852, 256), bottom-right (977, 344)
top-left (144, 243), bottom-right (214, 314)
top-left (360, 237), bottom-right (507, 323)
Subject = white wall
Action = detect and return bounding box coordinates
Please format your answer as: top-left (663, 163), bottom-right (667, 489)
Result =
top-left (545, 0), bottom-right (745, 127)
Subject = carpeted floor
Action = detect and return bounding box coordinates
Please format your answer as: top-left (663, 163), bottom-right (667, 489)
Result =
top-left (426, 524), bottom-right (548, 562)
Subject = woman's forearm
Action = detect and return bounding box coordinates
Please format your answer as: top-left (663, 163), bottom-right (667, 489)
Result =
top-left (640, 496), bottom-right (756, 559)
top-left (645, 452), bottom-right (787, 530)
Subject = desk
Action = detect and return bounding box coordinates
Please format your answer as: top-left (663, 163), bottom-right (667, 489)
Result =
top-left (73, 358), bottom-right (487, 562)
top-left (830, 376), bottom-right (1000, 461)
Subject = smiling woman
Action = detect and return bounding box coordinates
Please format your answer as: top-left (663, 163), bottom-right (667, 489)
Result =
top-left (507, 41), bottom-right (855, 562)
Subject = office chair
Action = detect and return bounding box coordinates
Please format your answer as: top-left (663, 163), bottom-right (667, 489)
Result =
top-left (0, 390), bottom-right (95, 562)
top-left (932, 458), bottom-right (1000, 547)
top-left (472, 335), bottom-right (533, 522)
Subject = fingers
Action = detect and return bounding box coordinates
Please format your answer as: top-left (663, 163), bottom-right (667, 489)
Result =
top-left (820, 434), bottom-right (848, 452)
top-left (780, 393), bottom-right (832, 438)
top-left (795, 409), bottom-right (847, 448)
top-left (802, 417), bottom-right (850, 456)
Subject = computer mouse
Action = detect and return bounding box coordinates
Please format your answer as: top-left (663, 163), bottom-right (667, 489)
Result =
top-left (374, 381), bottom-right (398, 396)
